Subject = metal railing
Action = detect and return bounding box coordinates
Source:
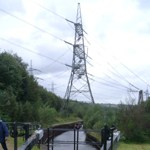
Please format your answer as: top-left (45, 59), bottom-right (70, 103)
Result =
top-left (41, 124), bottom-right (117, 150)
top-left (8, 123), bottom-right (118, 150)
top-left (5, 122), bottom-right (41, 150)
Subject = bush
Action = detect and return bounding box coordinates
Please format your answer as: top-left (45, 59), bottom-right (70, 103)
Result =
top-left (83, 104), bottom-right (103, 129)
top-left (39, 103), bottom-right (57, 127)
top-left (116, 99), bottom-right (150, 143)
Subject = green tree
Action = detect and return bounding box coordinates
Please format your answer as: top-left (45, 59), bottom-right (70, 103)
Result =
top-left (0, 86), bottom-right (18, 121)
top-left (115, 100), bottom-right (150, 142)
top-left (38, 103), bottom-right (57, 127)
top-left (83, 104), bottom-right (103, 129)
top-left (0, 52), bottom-right (28, 98)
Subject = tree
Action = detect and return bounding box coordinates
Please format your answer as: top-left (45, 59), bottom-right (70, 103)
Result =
top-left (38, 103), bottom-right (57, 127)
top-left (83, 104), bottom-right (103, 129)
top-left (0, 86), bottom-right (18, 121)
top-left (0, 52), bottom-right (29, 101)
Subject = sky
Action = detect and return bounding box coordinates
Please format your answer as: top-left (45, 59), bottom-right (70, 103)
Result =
top-left (0, 0), bottom-right (150, 104)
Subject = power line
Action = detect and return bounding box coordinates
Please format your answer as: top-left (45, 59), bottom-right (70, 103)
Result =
top-left (26, 1), bottom-right (149, 87)
top-left (91, 84), bottom-right (127, 93)
top-left (0, 37), bottom-right (65, 65)
top-left (40, 49), bottom-right (70, 70)
top-left (84, 33), bottom-right (150, 87)
top-left (0, 8), bottom-right (64, 42)
top-left (30, 0), bottom-right (66, 20)
top-left (0, 4), bottom-right (144, 102)
top-left (88, 76), bottom-right (128, 92)
top-left (26, 1), bottom-right (135, 92)
top-left (45, 70), bottom-right (69, 80)
top-left (88, 73), bottom-right (131, 90)
top-left (85, 40), bottom-right (141, 91)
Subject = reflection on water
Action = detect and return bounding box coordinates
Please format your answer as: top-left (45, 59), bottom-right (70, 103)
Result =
top-left (49, 129), bottom-right (98, 150)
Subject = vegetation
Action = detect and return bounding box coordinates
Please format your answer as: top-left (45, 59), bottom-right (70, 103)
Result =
top-left (6, 137), bottom-right (41, 150)
top-left (0, 51), bottom-right (88, 127)
top-left (1, 51), bottom-right (150, 146)
top-left (83, 104), bottom-right (116, 129)
top-left (0, 51), bottom-right (62, 126)
top-left (116, 99), bottom-right (150, 143)
top-left (117, 142), bottom-right (150, 150)
top-left (83, 99), bottom-right (150, 143)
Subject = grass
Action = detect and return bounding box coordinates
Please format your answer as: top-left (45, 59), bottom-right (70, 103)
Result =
top-left (53, 116), bottom-right (82, 125)
top-left (117, 142), bottom-right (150, 150)
top-left (87, 132), bottom-right (101, 142)
top-left (6, 137), bottom-right (42, 150)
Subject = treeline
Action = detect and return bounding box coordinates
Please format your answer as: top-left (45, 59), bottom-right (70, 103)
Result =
top-left (0, 52), bottom-right (62, 125)
top-left (83, 100), bottom-right (150, 143)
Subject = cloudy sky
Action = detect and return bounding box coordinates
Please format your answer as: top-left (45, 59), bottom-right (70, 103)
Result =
top-left (0, 0), bottom-right (150, 104)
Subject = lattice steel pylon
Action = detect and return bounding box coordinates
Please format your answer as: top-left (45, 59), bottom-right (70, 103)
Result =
top-left (62, 3), bottom-right (95, 109)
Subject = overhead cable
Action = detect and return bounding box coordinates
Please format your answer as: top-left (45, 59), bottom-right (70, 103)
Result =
top-left (0, 8), bottom-right (65, 42)
top-left (28, 1), bottom-right (148, 87)
top-left (0, 38), bottom-right (65, 65)
top-left (84, 33), bottom-right (150, 87)
top-left (88, 73), bottom-right (131, 90)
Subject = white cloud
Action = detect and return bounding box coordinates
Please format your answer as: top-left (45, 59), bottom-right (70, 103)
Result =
top-left (0, 0), bottom-right (150, 104)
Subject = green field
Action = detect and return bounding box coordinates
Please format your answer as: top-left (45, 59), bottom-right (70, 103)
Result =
top-left (117, 142), bottom-right (150, 150)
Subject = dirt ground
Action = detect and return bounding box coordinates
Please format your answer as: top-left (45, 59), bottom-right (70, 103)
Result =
top-left (39, 144), bottom-right (47, 150)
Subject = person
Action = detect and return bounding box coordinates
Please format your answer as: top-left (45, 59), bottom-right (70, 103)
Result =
top-left (0, 119), bottom-right (9, 150)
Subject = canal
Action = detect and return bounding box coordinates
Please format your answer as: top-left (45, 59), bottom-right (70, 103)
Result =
top-left (49, 128), bottom-right (98, 150)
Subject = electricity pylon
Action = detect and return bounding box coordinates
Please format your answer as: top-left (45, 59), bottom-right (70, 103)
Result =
top-left (62, 3), bottom-right (95, 109)
top-left (138, 90), bottom-right (143, 105)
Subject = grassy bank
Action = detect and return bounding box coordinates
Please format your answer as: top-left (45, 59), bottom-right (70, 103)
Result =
top-left (6, 137), bottom-right (41, 150)
top-left (117, 142), bottom-right (150, 150)
top-left (53, 116), bottom-right (82, 125)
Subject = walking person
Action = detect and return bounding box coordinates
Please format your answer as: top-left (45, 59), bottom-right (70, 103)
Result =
top-left (0, 119), bottom-right (9, 150)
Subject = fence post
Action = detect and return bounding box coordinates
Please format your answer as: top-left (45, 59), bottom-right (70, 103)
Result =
top-left (110, 130), bottom-right (114, 150)
top-left (24, 124), bottom-right (29, 140)
top-left (52, 126), bottom-right (54, 150)
top-left (110, 125), bottom-right (116, 150)
top-left (77, 129), bottom-right (79, 150)
top-left (74, 128), bottom-right (76, 150)
top-left (14, 122), bottom-right (17, 150)
top-left (47, 127), bottom-right (49, 150)
top-left (104, 124), bottom-right (107, 150)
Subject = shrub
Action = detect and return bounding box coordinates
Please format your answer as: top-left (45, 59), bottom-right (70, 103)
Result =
top-left (116, 99), bottom-right (150, 143)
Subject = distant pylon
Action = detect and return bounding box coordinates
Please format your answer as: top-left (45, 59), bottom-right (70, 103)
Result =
top-left (29, 60), bottom-right (33, 76)
top-left (62, 3), bottom-right (95, 109)
top-left (138, 90), bottom-right (143, 104)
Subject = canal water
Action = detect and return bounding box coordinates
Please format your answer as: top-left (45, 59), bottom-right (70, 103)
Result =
top-left (50, 128), bottom-right (98, 150)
